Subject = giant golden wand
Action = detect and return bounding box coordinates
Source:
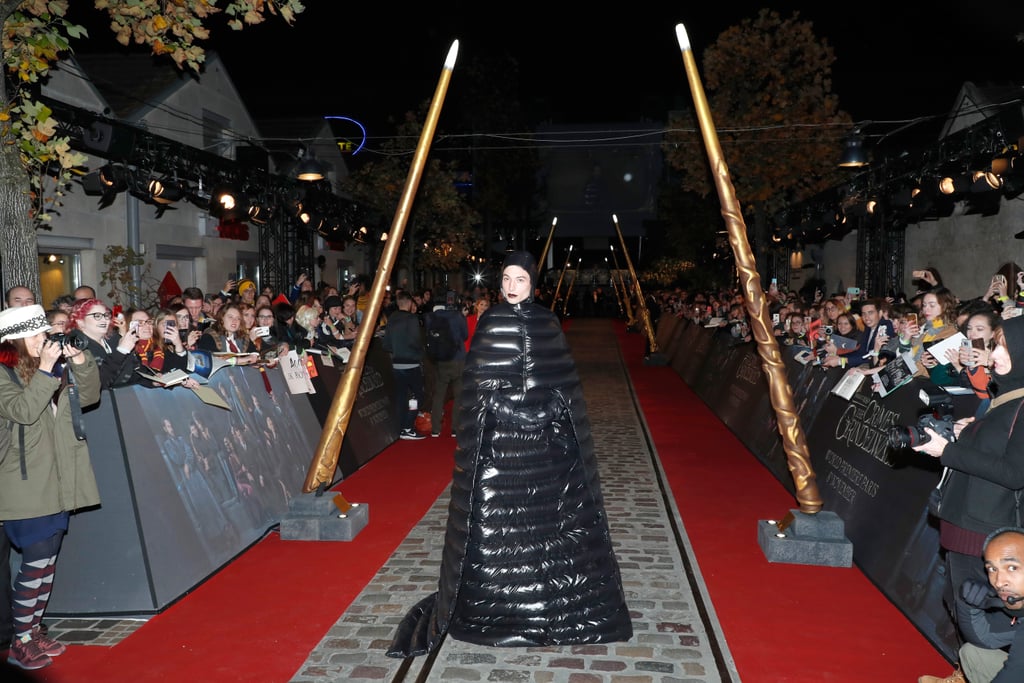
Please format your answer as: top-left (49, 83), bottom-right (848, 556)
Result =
top-left (550, 244), bottom-right (573, 312)
top-left (563, 256), bottom-right (580, 316)
top-left (675, 24), bottom-right (821, 513)
top-left (606, 248), bottom-right (625, 317)
top-left (303, 40), bottom-right (460, 494)
top-left (609, 244), bottom-right (634, 326)
top-left (537, 217), bottom-right (557, 278)
top-left (613, 214), bottom-right (663, 362)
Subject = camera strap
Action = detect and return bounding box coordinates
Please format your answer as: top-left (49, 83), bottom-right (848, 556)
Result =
top-left (63, 365), bottom-right (87, 441)
top-left (987, 387), bottom-right (1024, 413)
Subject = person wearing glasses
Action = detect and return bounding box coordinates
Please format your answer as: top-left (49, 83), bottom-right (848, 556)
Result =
top-left (67, 298), bottom-right (145, 389)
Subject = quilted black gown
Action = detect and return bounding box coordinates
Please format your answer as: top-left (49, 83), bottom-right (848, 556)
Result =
top-left (386, 299), bottom-right (632, 658)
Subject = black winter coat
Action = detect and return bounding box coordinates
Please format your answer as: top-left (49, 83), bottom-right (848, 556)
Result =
top-left (387, 300), bottom-right (632, 657)
top-left (939, 393), bottom-right (1024, 535)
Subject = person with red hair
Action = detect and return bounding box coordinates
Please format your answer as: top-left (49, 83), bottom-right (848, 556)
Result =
top-left (67, 298), bottom-right (143, 388)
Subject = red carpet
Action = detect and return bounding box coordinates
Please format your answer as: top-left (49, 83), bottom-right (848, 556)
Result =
top-left (617, 322), bottom-right (950, 682)
top-left (41, 321), bottom-right (952, 682)
top-left (39, 440), bottom-right (455, 683)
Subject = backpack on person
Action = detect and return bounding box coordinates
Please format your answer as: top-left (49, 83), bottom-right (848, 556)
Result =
top-left (425, 313), bottom-right (458, 362)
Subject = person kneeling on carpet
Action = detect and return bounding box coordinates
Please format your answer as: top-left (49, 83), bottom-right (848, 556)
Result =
top-left (920, 527), bottom-right (1024, 683)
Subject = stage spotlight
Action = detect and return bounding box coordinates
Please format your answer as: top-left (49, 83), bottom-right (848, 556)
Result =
top-left (98, 164), bottom-right (129, 192)
top-left (148, 178), bottom-right (184, 203)
top-left (838, 132), bottom-right (868, 168)
top-left (939, 173), bottom-right (971, 196)
top-left (209, 184), bottom-right (248, 221)
top-left (295, 148), bottom-right (327, 182)
top-left (971, 170), bottom-right (1002, 192)
top-left (247, 203), bottom-right (271, 225)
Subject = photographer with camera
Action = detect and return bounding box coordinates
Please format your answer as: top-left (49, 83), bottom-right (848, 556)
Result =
top-left (910, 316), bottom-right (1024, 674)
top-left (0, 304), bottom-right (101, 669)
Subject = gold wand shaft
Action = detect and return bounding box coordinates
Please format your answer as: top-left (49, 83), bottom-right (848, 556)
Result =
top-left (303, 40), bottom-right (460, 494)
top-left (675, 24), bottom-right (820, 513)
top-left (537, 217), bottom-right (558, 277)
top-left (550, 245), bottom-right (573, 312)
top-left (613, 215), bottom-right (659, 353)
top-left (609, 245), bottom-right (634, 325)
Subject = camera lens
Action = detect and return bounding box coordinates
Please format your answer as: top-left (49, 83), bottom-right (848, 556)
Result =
top-left (887, 425), bottom-right (929, 449)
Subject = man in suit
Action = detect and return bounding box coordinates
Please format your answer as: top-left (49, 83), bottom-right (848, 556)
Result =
top-left (822, 298), bottom-right (894, 369)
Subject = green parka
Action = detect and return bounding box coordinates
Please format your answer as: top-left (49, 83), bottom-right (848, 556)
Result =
top-left (0, 352), bottom-right (101, 521)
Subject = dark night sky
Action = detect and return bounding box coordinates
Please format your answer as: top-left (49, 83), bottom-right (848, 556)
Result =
top-left (207, 3), bottom-right (1023, 136)
top-left (66, 3), bottom-right (1024, 150)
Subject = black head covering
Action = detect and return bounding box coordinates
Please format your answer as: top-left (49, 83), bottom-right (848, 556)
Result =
top-left (996, 316), bottom-right (1024, 393)
top-left (502, 250), bottom-right (537, 296)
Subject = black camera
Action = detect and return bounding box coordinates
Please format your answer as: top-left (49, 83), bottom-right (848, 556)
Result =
top-left (822, 325), bottom-right (834, 336)
top-left (887, 387), bottom-right (957, 448)
top-left (48, 330), bottom-right (88, 350)
top-left (888, 414), bottom-right (957, 449)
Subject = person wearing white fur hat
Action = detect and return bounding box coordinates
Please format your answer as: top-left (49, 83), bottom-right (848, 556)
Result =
top-left (0, 304), bottom-right (100, 670)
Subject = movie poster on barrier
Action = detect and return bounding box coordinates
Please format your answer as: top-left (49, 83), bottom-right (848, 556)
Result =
top-left (715, 345), bottom-right (771, 446)
top-left (755, 359), bottom-right (844, 490)
top-left (112, 365), bottom-right (321, 609)
top-left (309, 341), bottom-right (397, 475)
top-left (804, 376), bottom-right (969, 660)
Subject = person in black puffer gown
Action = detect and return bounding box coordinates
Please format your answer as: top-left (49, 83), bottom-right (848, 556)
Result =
top-left (386, 250), bottom-right (632, 658)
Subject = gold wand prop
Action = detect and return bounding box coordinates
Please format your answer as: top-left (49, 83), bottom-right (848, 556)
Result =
top-left (609, 244), bottom-right (634, 326)
top-left (606, 248), bottom-right (624, 317)
top-left (550, 244), bottom-right (573, 312)
top-left (613, 214), bottom-right (665, 365)
top-left (537, 217), bottom-right (558, 278)
top-left (303, 40), bottom-right (460, 494)
top-left (675, 24), bottom-right (821, 513)
top-left (563, 256), bottom-right (580, 316)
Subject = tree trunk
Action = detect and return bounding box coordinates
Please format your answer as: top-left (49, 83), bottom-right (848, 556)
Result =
top-left (0, 2), bottom-right (41, 299)
top-left (0, 140), bottom-right (39, 298)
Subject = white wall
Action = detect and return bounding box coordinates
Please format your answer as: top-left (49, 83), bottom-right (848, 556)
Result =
top-left (816, 194), bottom-right (1024, 301)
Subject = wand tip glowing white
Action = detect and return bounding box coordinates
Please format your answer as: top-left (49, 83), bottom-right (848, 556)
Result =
top-left (445, 40), bottom-right (459, 69)
top-left (552, 216), bottom-right (558, 226)
top-left (675, 24), bottom-right (690, 51)
top-left (612, 213), bottom-right (619, 222)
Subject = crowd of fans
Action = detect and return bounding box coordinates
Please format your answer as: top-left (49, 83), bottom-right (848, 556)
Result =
top-left (652, 264), bottom-right (1024, 399)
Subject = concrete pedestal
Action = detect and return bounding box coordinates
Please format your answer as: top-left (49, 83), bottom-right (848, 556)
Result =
top-left (757, 510), bottom-right (853, 567)
top-left (280, 494), bottom-right (369, 542)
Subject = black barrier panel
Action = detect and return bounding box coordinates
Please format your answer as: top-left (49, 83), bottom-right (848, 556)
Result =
top-left (713, 346), bottom-right (772, 440)
top-left (48, 365), bottom-right (323, 615)
top-left (691, 336), bottom-right (752, 408)
top-left (673, 322), bottom-right (713, 383)
top-left (806, 377), bottom-right (978, 661)
top-left (655, 314), bottom-right (683, 356)
top-left (307, 341), bottom-right (397, 477)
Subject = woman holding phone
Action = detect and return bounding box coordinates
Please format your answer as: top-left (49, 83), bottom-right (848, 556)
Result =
top-left (143, 309), bottom-right (190, 375)
top-left (901, 287), bottom-right (959, 385)
top-left (945, 308), bottom-right (1000, 417)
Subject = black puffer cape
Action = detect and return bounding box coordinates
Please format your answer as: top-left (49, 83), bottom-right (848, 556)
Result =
top-left (386, 300), bottom-right (632, 657)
